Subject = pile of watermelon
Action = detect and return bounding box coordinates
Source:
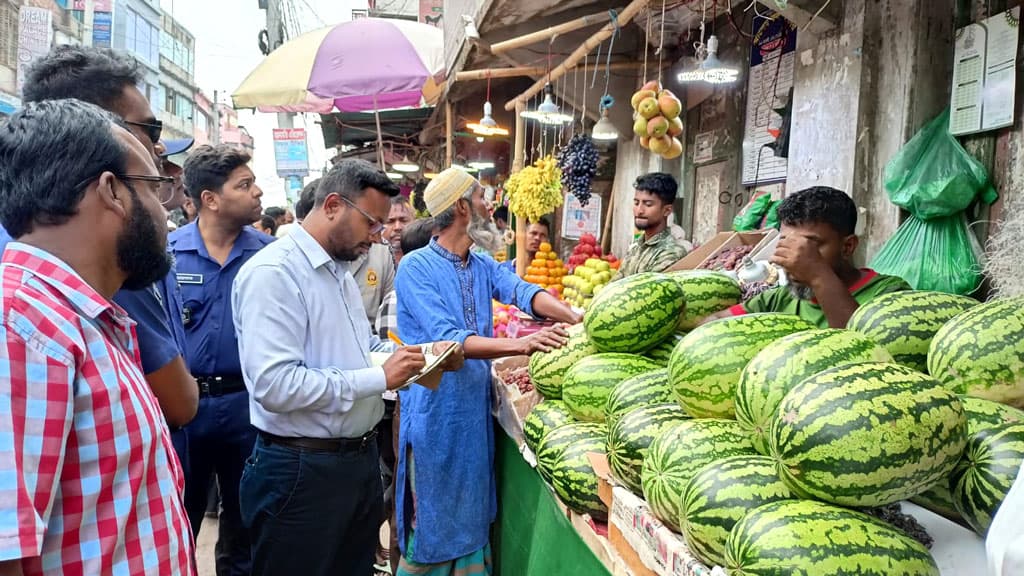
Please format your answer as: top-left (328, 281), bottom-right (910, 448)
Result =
top-left (522, 275), bottom-right (1024, 574)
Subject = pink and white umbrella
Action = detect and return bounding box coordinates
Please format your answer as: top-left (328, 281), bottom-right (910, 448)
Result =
top-left (232, 18), bottom-right (445, 114)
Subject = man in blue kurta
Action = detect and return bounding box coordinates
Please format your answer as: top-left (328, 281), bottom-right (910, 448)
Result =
top-left (394, 168), bottom-right (581, 573)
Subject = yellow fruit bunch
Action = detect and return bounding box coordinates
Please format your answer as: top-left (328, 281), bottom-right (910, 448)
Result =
top-left (506, 155), bottom-right (563, 222)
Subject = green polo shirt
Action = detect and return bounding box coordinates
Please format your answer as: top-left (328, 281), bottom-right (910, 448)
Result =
top-left (729, 269), bottom-right (911, 328)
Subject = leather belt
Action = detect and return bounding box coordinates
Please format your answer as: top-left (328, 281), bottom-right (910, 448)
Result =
top-left (195, 375), bottom-right (247, 397)
top-left (260, 430), bottom-right (378, 453)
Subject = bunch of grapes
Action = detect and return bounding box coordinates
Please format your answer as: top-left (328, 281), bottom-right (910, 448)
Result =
top-left (557, 134), bottom-right (599, 206)
top-left (503, 367), bottom-right (535, 394)
top-left (506, 156), bottom-right (563, 222)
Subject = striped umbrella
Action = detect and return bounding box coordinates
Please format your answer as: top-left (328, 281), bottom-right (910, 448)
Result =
top-left (232, 18), bottom-right (445, 114)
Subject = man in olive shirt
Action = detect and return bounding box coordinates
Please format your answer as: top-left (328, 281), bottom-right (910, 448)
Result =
top-left (613, 173), bottom-right (688, 280)
top-left (710, 186), bottom-right (909, 328)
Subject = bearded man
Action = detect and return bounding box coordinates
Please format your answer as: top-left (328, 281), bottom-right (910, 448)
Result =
top-left (392, 168), bottom-right (580, 574)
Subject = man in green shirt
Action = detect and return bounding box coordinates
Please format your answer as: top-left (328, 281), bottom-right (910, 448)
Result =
top-left (613, 172), bottom-right (688, 280)
top-left (707, 186), bottom-right (909, 328)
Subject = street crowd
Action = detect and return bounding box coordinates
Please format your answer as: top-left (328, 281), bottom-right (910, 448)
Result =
top-left (0, 44), bottom-right (910, 576)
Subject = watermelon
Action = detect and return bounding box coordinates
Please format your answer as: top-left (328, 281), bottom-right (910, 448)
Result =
top-left (550, 435), bottom-right (608, 520)
top-left (669, 314), bottom-right (814, 418)
top-left (963, 395), bottom-right (1024, 436)
top-left (667, 270), bottom-right (742, 330)
top-left (584, 273), bottom-right (685, 353)
top-left (725, 500), bottom-right (940, 576)
top-left (847, 290), bottom-right (977, 372)
top-left (536, 422), bottom-right (605, 481)
top-left (528, 323), bottom-right (597, 398)
top-left (735, 329), bottom-right (893, 455)
top-left (640, 419), bottom-right (755, 531)
top-left (522, 401), bottom-right (574, 453)
top-left (928, 297), bottom-right (1024, 408)
top-left (950, 422), bottom-right (1024, 535)
top-left (769, 362), bottom-right (967, 508)
top-left (679, 455), bottom-right (794, 567)
top-left (644, 333), bottom-right (685, 365)
top-left (606, 403), bottom-right (690, 493)
top-left (605, 369), bottom-right (674, 425)
top-left (911, 396), bottom-right (1024, 525)
top-left (562, 354), bottom-right (661, 423)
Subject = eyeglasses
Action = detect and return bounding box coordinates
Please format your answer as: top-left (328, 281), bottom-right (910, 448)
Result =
top-left (340, 196), bottom-right (385, 236)
top-left (73, 173), bottom-right (176, 205)
top-left (123, 119), bottom-right (163, 145)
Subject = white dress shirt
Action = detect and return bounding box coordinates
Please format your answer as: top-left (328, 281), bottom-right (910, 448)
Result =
top-left (232, 225), bottom-right (394, 438)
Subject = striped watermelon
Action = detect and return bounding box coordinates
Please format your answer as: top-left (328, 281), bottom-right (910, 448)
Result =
top-left (725, 500), bottom-right (940, 576)
top-left (640, 419), bottom-right (755, 531)
top-left (606, 403), bottom-right (690, 493)
top-left (679, 455), bottom-right (794, 567)
top-left (667, 270), bottom-right (742, 330)
top-left (605, 369), bottom-right (674, 425)
top-left (536, 422), bottom-right (605, 481)
top-left (562, 354), bottom-right (661, 423)
top-left (769, 362), bottom-right (967, 507)
top-left (644, 333), bottom-right (685, 365)
top-left (522, 401), bottom-right (574, 453)
top-left (928, 297), bottom-right (1024, 408)
top-left (669, 314), bottom-right (814, 418)
top-left (911, 396), bottom-right (1024, 525)
top-left (584, 273), bottom-right (685, 353)
top-left (528, 323), bottom-right (597, 399)
top-left (735, 329), bottom-right (893, 455)
top-left (964, 395), bottom-right (1024, 436)
top-left (847, 290), bottom-right (977, 372)
top-left (550, 436), bottom-right (608, 520)
top-left (950, 422), bottom-right (1024, 535)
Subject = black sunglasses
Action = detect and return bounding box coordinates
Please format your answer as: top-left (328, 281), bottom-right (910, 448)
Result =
top-left (123, 119), bottom-right (163, 145)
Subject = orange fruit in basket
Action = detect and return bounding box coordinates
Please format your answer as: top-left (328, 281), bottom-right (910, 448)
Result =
top-left (539, 242), bottom-right (552, 253)
top-left (546, 260), bottom-right (557, 269)
top-left (547, 252), bottom-right (557, 260)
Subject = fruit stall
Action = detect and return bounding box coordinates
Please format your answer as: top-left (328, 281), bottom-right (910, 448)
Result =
top-left (488, 268), bottom-right (1022, 575)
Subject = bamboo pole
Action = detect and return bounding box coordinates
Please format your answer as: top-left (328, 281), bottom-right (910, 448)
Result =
top-left (456, 61), bottom-right (650, 82)
top-left (601, 187), bottom-right (616, 256)
top-left (445, 100), bottom-right (453, 167)
top-left (504, 0), bottom-right (650, 112)
top-left (512, 101), bottom-right (528, 279)
top-left (490, 9), bottom-right (615, 54)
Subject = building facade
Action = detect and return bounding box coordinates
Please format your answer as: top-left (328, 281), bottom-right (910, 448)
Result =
top-left (112, 0), bottom-right (160, 117)
top-left (157, 7), bottom-right (195, 140)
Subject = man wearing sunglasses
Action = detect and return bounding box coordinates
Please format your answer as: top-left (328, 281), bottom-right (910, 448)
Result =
top-left (17, 45), bottom-right (200, 436)
top-left (0, 98), bottom-right (195, 575)
top-left (171, 144), bottom-right (270, 576)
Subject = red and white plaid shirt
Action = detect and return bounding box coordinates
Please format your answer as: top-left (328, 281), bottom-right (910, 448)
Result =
top-left (0, 243), bottom-right (194, 575)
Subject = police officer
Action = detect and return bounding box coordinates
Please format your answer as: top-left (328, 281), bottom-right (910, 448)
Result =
top-left (172, 144), bottom-right (271, 576)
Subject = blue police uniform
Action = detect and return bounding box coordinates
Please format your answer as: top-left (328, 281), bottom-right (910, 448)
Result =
top-left (170, 221), bottom-right (272, 576)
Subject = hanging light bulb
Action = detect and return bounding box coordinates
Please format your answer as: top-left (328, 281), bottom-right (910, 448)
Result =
top-left (468, 157), bottom-right (495, 170)
top-left (520, 83), bottom-right (573, 125)
top-left (700, 35), bottom-right (739, 84)
top-left (467, 101), bottom-right (510, 137)
top-left (386, 171), bottom-right (402, 179)
top-left (592, 95), bottom-right (619, 141)
top-left (392, 154), bottom-right (420, 173)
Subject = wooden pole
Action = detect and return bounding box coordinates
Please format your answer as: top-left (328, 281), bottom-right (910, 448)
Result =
top-left (602, 185), bottom-right (616, 256)
top-left (512, 101), bottom-right (529, 279)
top-left (456, 61), bottom-right (650, 82)
top-left (445, 100), bottom-right (453, 167)
top-left (490, 9), bottom-right (616, 54)
top-left (504, 0), bottom-right (650, 112)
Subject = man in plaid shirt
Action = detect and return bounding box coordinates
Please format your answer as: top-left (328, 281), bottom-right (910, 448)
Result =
top-left (0, 100), bottom-right (194, 575)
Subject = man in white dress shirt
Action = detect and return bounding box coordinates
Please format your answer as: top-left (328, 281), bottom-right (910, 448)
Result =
top-left (232, 159), bottom-right (462, 576)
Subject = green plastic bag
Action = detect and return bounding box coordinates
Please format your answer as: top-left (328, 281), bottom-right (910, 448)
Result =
top-left (871, 214), bottom-right (984, 295)
top-left (883, 109), bottom-right (996, 219)
top-left (872, 109), bottom-right (996, 295)
top-left (733, 193), bottom-right (773, 231)
top-left (762, 200), bottom-right (781, 230)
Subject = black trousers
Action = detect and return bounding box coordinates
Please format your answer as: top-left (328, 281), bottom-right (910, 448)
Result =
top-left (240, 434), bottom-right (383, 576)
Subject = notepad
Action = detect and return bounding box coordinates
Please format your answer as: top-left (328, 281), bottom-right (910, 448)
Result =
top-left (368, 341), bottom-right (457, 390)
